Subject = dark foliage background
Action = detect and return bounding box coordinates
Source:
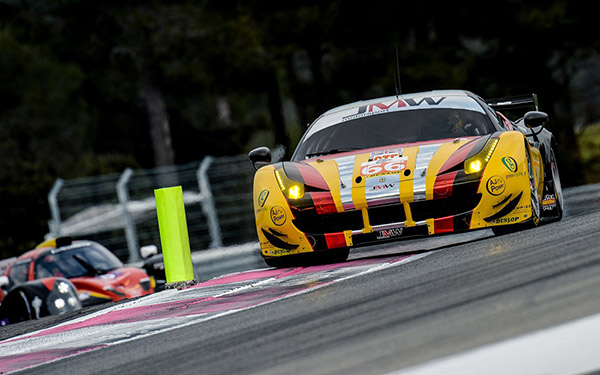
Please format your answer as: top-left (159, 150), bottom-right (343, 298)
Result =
top-left (0, 0), bottom-right (598, 257)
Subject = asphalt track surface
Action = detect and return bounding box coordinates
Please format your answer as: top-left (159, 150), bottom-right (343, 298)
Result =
top-left (2, 184), bottom-right (600, 374)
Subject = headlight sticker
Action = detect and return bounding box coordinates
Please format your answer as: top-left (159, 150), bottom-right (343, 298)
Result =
top-left (258, 189), bottom-right (269, 207)
top-left (486, 175), bottom-right (506, 196)
top-left (502, 156), bottom-right (518, 173)
top-left (270, 206), bottom-right (287, 226)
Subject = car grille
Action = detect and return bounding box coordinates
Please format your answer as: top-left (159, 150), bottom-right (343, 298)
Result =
top-left (292, 193), bottom-right (482, 234)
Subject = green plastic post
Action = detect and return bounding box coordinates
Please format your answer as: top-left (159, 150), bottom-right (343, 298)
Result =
top-left (154, 186), bottom-right (195, 285)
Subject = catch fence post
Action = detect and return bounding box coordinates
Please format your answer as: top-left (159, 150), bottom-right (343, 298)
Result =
top-left (197, 156), bottom-right (223, 248)
top-left (117, 168), bottom-right (140, 263)
top-left (48, 178), bottom-right (64, 237)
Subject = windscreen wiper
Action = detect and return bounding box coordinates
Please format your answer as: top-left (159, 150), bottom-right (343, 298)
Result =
top-left (305, 147), bottom-right (360, 158)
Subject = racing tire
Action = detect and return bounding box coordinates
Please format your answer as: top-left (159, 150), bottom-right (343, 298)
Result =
top-left (525, 146), bottom-right (541, 228)
top-left (0, 289), bottom-right (34, 324)
top-left (546, 147), bottom-right (564, 221)
top-left (263, 248), bottom-right (350, 268)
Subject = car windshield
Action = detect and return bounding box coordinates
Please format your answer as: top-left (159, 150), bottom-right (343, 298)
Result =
top-left (292, 108), bottom-right (495, 160)
top-left (8, 260), bottom-right (30, 286)
top-left (34, 244), bottom-right (123, 279)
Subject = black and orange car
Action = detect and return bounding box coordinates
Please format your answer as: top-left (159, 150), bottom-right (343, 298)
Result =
top-left (0, 237), bottom-right (155, 325)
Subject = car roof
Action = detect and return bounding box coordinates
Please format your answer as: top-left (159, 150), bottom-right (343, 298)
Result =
top-left (319, 89), bottom-right (474, 117)
top-left (303, 89), bottom-right (486, 140)
top-left (16, 240), bottom-right (98, 262)
top-left (17, 247), bottom-right (49, 261)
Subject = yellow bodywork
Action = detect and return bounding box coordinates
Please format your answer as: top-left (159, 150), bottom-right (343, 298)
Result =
top-left (253, 131), bottom-right (544, 258)
top-left (253, 165), bottom-right (315, 257)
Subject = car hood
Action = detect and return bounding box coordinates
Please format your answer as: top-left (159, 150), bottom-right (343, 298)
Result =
top-left (69, 266), bottom-right (152, 301)
top-left (293, 136), bottom-right (487, 210)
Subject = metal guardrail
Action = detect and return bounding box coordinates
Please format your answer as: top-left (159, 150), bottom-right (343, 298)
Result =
top-left (46, 154), bottom-right (260, 262)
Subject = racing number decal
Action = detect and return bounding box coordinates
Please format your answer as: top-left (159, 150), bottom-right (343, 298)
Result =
top-left (360, 158), bottom-right (408, 177)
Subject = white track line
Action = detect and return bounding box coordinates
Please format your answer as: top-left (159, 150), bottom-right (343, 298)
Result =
top-left (1, 253), bottom-right (430, 373)
top-left (389, 311), bottom-right (600, 375)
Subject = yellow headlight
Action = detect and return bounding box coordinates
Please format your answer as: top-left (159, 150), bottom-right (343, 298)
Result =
top-left (464, 138), bottom-right (499, 174)
top-left (288, 185), bottom-right (303, 199)
top-left (274, 169), bottom-right (305, 200)
top-left (466, 159), bottom-right (483, 173)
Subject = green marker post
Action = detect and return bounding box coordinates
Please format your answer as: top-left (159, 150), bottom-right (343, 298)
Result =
top-left (154, 186), bottom-right (197, 289)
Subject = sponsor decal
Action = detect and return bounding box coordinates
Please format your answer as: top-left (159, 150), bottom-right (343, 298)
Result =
top-left (258, 189), bottom-right (269, 207)
top-left (492, 216), bottom-right (519, 224)
top-left (376, 227), bottom-right (403, 239)
top-left (272, 248), bottom-right (295, 256)
top-left (360, 157), bottom-right (408, 177)
top-left (486, 175), bottom-right (506, 196)
top-left (373, 152), bottom-right (400, 161)
top-left (342, 97), bottom-right (446, 121)
top-left (270, 206), bottom-right (286, 226)
top-left (371, 148), bottom-right (403, 162)
top-left (502, 156), bottom-right (518, 173)
top-left (515, 204), bottom-right (532, 211)
top-left (370, 183), bottom-right (396, 191)
top-left (506, 172), bottom-right (525, 179)
top-left (542, 194), bottom-right (557, 211)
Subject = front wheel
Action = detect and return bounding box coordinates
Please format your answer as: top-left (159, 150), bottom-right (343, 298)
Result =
top-left (0, 289), bottom-right (35, 324)
top-left (526, 146), bottom-right (541, 227)
top-left (545, 147), bottom-right (563, 221)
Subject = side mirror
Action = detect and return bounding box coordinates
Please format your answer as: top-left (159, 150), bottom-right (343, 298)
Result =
top-left (248, 147), bottom-right (272, 170)
top-left (524, 111), bottom-right (548, 129)
top-left (140, 245), bottom-right (158, 259)
top-left (0, 276), bottom-right (9, 290)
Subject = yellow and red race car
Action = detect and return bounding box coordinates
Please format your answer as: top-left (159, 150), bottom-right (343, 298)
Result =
top-left (249, 90), bottom-right (563, 267)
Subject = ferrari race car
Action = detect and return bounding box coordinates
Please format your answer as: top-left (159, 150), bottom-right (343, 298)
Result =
top-left (249, 90), bottom-right (563, 267)
top-left (0, 237), bottom-right (155, 325)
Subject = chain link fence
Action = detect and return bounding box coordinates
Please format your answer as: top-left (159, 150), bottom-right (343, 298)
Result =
top-left (46, 154), bottom-right (263, 262)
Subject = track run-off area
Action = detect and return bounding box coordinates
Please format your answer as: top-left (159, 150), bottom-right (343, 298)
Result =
top-left (1, 184), bottom-right (600, 374)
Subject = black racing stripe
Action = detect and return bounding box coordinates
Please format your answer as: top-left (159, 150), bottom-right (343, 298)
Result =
top-left (261, 228), bottom-right (299, 250)
top-left (453, 170), bottom-right (480, 200)
top-left (268, 228), bottom-right (287, 237)
top-left (484, 191), bottom-right (523, 222)
top-left (282, 162), bottom-right (305, 184)
top-left (492, 194), bottom-right (513, 209)
top-left (453, 211), bottom-right (473, 231)
top-left (464, 134), bottom-right (494, 159)
top-left (288, 193), bottom-right (315, 211)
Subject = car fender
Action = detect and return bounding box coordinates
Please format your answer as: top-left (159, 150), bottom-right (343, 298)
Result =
top-left (253, 164), bottom-right (315, 257)
top-left (470, 131), bottom-right (542, 228)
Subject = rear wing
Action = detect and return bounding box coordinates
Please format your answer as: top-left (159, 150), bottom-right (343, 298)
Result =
top-left (486, 93), bottom-right (539, 112)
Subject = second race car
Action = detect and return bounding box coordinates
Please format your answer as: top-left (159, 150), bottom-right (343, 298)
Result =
top-left (0, 237), bottom-right (156, 324)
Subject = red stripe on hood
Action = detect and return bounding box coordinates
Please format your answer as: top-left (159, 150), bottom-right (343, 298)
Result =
top-left (294, 163), bottom-right (329, 190)
top-left (437, 138), bottom-right (481, 175)
top-left (433, 171), bottom-right (458, 200)
top-left (304, 137), bottom-right (480, 162)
